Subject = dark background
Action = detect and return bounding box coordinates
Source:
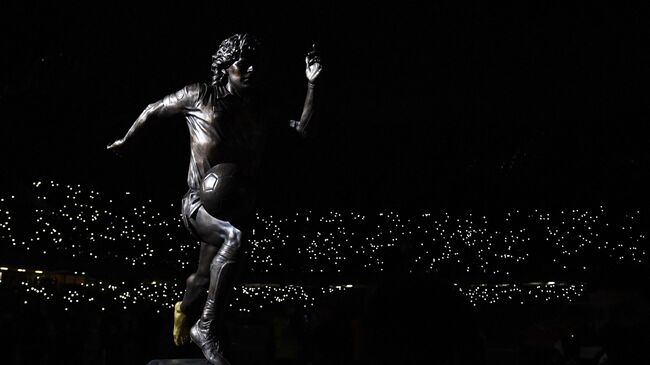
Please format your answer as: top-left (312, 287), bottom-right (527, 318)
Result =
top-left (2, 1), bottom-right (650, 212)
top-left (2, 3), bottom-right (650, 363)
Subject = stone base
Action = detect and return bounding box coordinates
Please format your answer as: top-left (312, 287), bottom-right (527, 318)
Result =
top-left (147, 359), bottom-right (209, 365)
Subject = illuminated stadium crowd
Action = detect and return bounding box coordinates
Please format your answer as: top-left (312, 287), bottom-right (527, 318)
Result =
top-left (0, 180), bottom-right (647, 311)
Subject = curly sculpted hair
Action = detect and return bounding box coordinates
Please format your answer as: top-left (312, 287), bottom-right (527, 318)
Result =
top-left (211, 33), bottom-right (261, 86)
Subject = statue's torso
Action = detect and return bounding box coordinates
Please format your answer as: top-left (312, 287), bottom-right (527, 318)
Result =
top-left (182, 83), bottom-right (269, 190)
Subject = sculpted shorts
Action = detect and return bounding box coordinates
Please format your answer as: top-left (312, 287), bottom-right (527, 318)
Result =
top-left (181, 188), bottom-right (256, 243)
top-left (181, 189), bottom-right (203, 240)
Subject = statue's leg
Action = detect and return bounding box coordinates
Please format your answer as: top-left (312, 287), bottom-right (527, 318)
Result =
top-left (174, 241), bottom-right (221, 346)
top-left (188, 206), bottom-right (243, 365)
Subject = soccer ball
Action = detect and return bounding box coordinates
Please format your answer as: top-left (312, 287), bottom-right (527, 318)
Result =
top-left (199, 163), bottom-right (254, 221)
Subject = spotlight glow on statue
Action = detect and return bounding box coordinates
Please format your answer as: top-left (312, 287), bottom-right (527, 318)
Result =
top-left (107, 33), bottom-right (322, 365)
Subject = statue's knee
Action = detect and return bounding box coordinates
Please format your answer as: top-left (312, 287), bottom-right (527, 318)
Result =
top-left (219, 226), bottom-right (242, 258)
top-left (228, 226), bottom-right (242, 245)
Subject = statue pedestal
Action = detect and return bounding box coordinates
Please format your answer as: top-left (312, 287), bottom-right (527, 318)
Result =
top-left (147, 359), bottom-right (209, 365)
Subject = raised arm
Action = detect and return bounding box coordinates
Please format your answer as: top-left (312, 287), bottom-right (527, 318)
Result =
top-left (290, 45), bottom-right (323, 137)
top-left (107, 84), bottom-right (198, 152)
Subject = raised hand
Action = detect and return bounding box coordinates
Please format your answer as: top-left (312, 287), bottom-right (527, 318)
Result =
top-left (305, 43), bottom-right (323, 84)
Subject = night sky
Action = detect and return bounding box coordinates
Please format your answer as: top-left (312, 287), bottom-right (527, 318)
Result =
top-left (2, 2), bottom-right (650, 212)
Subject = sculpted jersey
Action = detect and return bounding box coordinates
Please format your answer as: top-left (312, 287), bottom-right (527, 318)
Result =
top-left (158, 83), bottom-right (270, 191)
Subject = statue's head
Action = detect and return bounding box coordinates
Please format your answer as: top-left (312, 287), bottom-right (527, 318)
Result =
top-left (211, 33), bottom-right (261, 87)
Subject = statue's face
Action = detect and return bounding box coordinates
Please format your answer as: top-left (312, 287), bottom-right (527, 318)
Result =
top-left (226, 55), bottom-right (258, 94)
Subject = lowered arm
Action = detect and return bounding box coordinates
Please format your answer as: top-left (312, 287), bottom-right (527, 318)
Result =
top-left (107, 84), bottom-right (197, 152)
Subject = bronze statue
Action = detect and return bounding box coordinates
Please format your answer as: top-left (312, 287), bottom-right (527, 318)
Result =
top-left (107, 33), bottom-right (322, 364)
